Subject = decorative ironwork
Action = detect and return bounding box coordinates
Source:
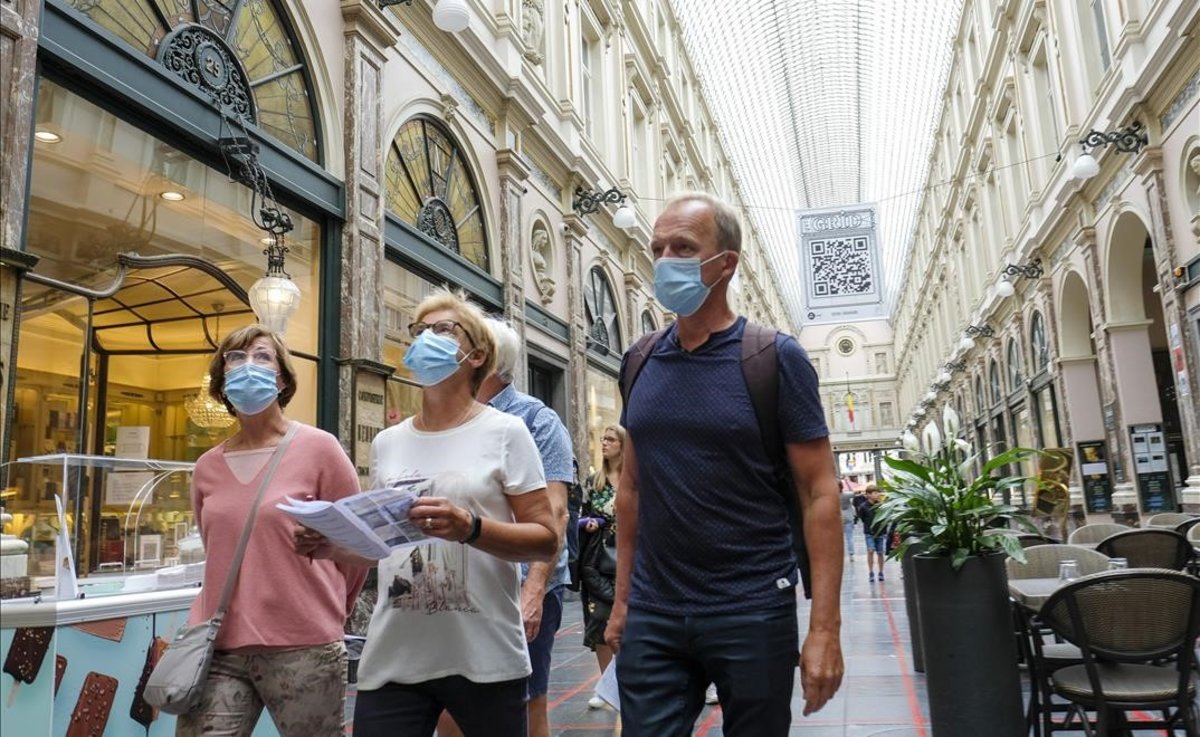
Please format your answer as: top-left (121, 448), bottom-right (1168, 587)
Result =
top-left (377, 0), bottom-right (415, 6)
top-left (157, 24), bottom-right (257, 122)
top-left (573, 186), bottom-right (626, 216)
top-left (945, 360), bottom-right (967, 372)
top-left (1079, 122), bottom-right (1148, 155)
top-left (1002, 258), bottom-right (1044, 280)
top-left (416, 199), bottom-right (461, 253)
top-left (964, 324), bottom-right (995, 339)
top-left (217, 134), bottom-right (294, 267)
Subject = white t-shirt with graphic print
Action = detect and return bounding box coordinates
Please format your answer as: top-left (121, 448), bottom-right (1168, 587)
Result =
top-left (355, 406), bottom-right (547, 688)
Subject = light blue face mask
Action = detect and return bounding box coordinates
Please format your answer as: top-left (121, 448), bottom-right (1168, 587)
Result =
top-left (403, 331), bottom-right (468, 387)
top-left (223, 364), bottom-right (280, 416)
top-left (653, 252), bottom-right (729, 316)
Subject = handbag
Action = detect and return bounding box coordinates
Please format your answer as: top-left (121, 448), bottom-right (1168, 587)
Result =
top-left (143, 421), bottom-right (299, 715)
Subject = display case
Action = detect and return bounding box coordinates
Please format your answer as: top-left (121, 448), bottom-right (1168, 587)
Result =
top-left (2, 454), bottom-right (200, 599)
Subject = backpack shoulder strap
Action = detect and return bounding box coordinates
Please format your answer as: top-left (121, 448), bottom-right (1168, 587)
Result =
top-left (740, 321), bottom-right (781, 468)
top-left (619, 328), bottom-right (669, 406)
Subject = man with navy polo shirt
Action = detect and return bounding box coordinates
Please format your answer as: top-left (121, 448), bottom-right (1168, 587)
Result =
top-left (605, 192), bottom-right (844, 736)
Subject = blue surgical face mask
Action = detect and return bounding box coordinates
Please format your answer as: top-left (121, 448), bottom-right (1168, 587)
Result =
top-left (223, 364), bottom-right (280, 416)
top-left (403, 331), bottom-right (468, 387)
top-left (653, 252), bottom-right (729, 316)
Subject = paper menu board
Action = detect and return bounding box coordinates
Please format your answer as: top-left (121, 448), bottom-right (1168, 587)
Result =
top-left (114, 426), bottom-right (150, 459)
top-left (104, 471), bottom-right (155, 507)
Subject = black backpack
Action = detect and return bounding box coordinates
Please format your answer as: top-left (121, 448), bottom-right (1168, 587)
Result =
top-left (618, 321), bottom-right (813, 599)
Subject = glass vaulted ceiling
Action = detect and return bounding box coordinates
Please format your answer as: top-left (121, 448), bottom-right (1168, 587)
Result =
top-left (672, 0), bottom-right (961, 323)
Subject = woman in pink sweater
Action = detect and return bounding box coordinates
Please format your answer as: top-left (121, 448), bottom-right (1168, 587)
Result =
top-left (178, 325), bottom-right (366, 737)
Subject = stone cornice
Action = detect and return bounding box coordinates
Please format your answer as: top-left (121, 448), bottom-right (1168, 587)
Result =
top-left (340, 0), bottom-right (401, 54)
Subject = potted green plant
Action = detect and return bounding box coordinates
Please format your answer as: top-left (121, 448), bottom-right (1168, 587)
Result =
top-left (876, 404), bottom-right (1038, 737)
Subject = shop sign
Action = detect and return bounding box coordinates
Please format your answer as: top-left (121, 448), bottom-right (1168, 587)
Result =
top-left (1076, 440), bottom-right (1112, 513)
top-left (352, 367), bottom-right (389, 481)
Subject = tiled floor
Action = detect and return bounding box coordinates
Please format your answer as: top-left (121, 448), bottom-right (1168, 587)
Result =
top-left (546, 546), bottom-right (932, 736)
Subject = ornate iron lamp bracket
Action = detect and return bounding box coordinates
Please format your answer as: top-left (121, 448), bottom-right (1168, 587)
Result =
top-left (573, 186), bottom-right (626, 216)
top-left (1002, 258), bottom-right (1044, 280)
top-left (1078, 121), bottom-right (1149, 154)
top-left (964, 324), bottom-right (995, 339)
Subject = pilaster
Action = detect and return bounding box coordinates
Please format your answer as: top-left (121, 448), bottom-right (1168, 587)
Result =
top-left (563, 213), bottom-right (589, 461)
top-left (497, 147), bottom-right (530, 389)
top-left (1, 0), bottom-right (39, 254)
top-left (337, 0), bottom-right (396, 450)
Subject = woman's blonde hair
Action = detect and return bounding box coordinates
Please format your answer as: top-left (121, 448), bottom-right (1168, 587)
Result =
top-left (592, 424), bottom-right (627, 493)
top-left (413, 288), bottom-right (496, 393)
top-left (207, 324), bottom-right (297, 415)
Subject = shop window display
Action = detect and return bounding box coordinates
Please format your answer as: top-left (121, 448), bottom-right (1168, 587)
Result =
top-left (585, 367), bottom-right (621, 479)
top-left (4, 79), bottom-right (321, 576)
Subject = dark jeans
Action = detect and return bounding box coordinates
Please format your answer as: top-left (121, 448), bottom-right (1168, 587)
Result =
top-left (616, 603), bottom-right (798, 737)
top-left (526, 585), bottom-right (565, 698)
top-left (353, 675), bottom-right (527, 737)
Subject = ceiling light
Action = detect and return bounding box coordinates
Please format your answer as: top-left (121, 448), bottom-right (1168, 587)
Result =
top-left (159, 191), bottom-right (185, 201)
top-left (34, 130), bottom-right (62, 143)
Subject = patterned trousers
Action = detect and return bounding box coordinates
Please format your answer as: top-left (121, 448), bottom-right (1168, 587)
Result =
top-left (176, 641), bottom-right (346, 737)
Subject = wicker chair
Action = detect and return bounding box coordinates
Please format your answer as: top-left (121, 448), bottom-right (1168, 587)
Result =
top-left (1018, 533), bottom-right (1062, 548)
top-left (1096, 528), bottom-right (1192, 571)
top-left (1009, 545), bottom-right (1111, 735)
top-left (1146, 512), bottom-right (1199, 529)
top-left (1007, 545), bottom-right (1111, 580)
top-left (1039, 569), bottom-right (1200, 736)
top-left (1190, 524), bottom-right (1200, 546)
top-left (1067, 523), bottom-right (1133, 546)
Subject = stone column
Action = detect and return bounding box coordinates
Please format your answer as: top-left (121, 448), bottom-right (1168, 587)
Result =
top-left (1078, 228), bottom-right (1139, 520)
top-left (1134, 147), bottom-right (1200, 509)
top-left (1, 0), bottom-right (41, 476)
top-left (337, 1), bottom-right (396, 451)
top-left (496, 148), bottom-right (530, 390)
top-left (623, 269), bottom-right (643, 343)
top-left (563, 214), bottom-right (589, 464)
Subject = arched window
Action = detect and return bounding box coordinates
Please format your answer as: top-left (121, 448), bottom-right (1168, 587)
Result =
top-left (65, 0), bottom-right (321, 160)
top-left (989, 361), bottom-right (1003, 406)
top-left (1007, 338), bottom-right (1024, 392)
top-left (585, 267), bottom-right (622, 355)
top-left (1030, 311), bottom-right (1049, 374)
top-left (385, 117), bottom-right (489, 270)
top-left (641, 309), bottom-right (658, 336)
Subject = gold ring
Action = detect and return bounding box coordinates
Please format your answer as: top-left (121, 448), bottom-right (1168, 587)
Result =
top-left (424, 517), bottom-right (433, 530)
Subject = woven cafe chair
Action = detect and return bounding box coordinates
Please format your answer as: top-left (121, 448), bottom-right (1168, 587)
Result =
top-left (1068, 523), bottom-right (1133, 546)
top-left (1008, 545), bottom-right (1111, 735)
top-left (1145, 512), bottom-right (1198, 529)
top-left (1039, 569), bottom-right (1200, 736)
top-left (1177, 517), bottom-right (1200, 538)
top-left (1191, 525), bottom-right (1200, 546)
top-left (1096, 528), bottom-right (1192, 571)
top-left (1018, 533), bottom-right (1062, 548)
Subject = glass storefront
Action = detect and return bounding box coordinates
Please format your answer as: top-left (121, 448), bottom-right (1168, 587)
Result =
top-left (1034, 385), bottom-right (1061, 448)
top-left (380, 259), bottom-right (447, 427)
top-left (585, 367), bottom-right (621, 481)
top-left (3, 79), bottom-right (322, 574)
top-left (1011, 404), bottom-right (1036, 507)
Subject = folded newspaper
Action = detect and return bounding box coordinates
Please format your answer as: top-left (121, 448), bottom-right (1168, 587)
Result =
top-left (276, 479), bottom-right (440, 560)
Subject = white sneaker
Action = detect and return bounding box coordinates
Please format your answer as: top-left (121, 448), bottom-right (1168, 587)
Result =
top-left (588, 695), bottom-right (607, 710)
top-left (705, 683), bottom-right (719, 704)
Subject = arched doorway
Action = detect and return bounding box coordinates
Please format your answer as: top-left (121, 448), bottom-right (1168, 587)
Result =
top-left (1057, 270), bottom-right (1112, 513)
top-left (1104, 211), bottom-right (1185, 512)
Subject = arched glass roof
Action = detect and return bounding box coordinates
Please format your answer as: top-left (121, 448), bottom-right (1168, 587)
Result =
top-left (672, 0), bottom-right (961, 323)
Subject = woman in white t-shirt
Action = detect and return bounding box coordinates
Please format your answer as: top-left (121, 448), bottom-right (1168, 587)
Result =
top-left (296, 290), bottom-right (557, 737)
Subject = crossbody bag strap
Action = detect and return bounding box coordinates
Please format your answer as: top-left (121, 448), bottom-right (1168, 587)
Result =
top-left (212, 420), bottom-right (300, 619)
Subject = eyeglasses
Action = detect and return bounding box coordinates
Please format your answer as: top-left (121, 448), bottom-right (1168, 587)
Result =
top-left (407, 320), bottom-right (476, 348)
top-left (224, 349), bottom-right (278, 368)
top-left (601, 436), bottom-right (620, 444)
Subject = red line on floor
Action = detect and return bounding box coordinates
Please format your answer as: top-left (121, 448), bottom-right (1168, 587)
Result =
top-left (880, 593), bottom-right (930, 737)
top-left (546, 671), bottom-right (601, 712)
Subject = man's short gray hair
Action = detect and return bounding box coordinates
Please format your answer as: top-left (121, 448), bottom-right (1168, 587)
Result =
top-left (484, 317), bottom-right (521, 383)
top-left (664, 192), bottom-right (742, 253)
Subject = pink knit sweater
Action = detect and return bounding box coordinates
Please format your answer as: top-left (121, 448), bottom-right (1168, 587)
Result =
top-left (187, 423), bottom-right (367, 650)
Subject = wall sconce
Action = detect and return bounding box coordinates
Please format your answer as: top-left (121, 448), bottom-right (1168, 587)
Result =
top-left (995, 258), bottom-right (1044, 297)
top-left (573, 186), bottom-right (636, 229)
top-left (218, 134), bottom-right (299, 334)
top-left (1072, 122), bottom-right (1149, 180)
top-left (959, 324), bottom-right (994, 351)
